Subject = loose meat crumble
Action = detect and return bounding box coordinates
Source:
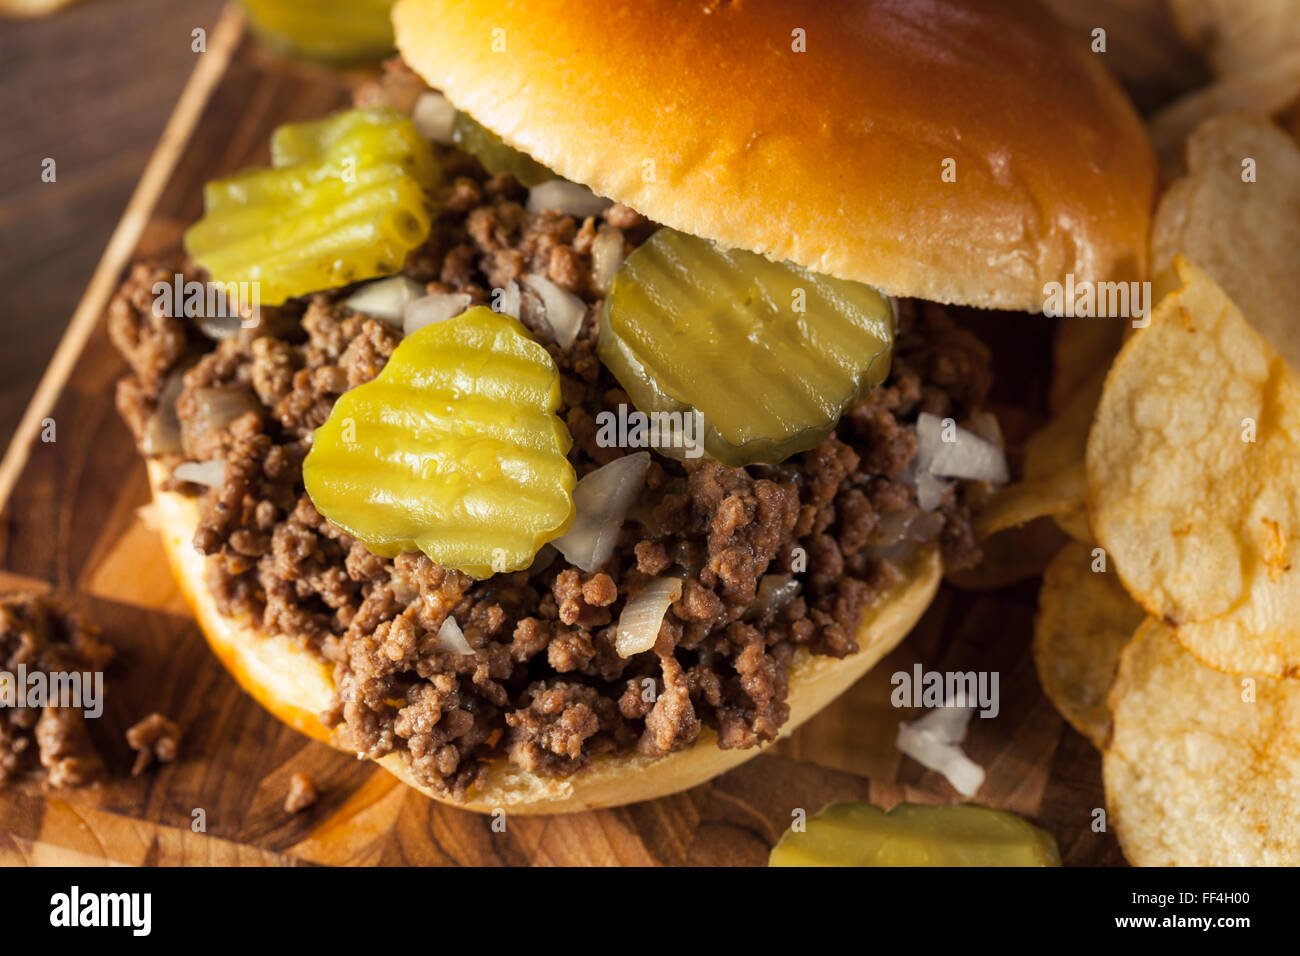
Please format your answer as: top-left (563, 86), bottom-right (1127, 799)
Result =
top-left (125, 712), bottom-right (182, 776)
top-left (0, 593), bottom-right (113, 789)
top-left (284, 772), bottom-right (319, 813)
top-left (108, 88), bottom-right (993, 801)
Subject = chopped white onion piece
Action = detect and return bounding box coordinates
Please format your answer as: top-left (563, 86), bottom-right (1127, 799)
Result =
top-left (523, 274), bottom-right (585, 348)
top-left (142, 367), bottom-right (187, 456)
top-left (915, 472), bottom-right (953, 512)
top-left (615, 576), bottom-right (682, 658)
top-left (553, 452), bottom-right (651, 572)
top-left (590, 225), bottom-right (624, 296)
top-left (174, 459), bottom-right (226, 487)
top-left (916, 412), bottom-right (1009, 484)
top-left (196, 309), bottom-right (243, 341)
top-left (496, 279), bottom-right (523, 319)
top-left (966, 410), bottom-right (1004, 448)
top-left (436, 615), bottom-right (474, 655)
top-left (344, 276), bottom-right (425, 327)
top-left (412, 91), bottom-right (456, 144)
top-left (404, 291), bottom-right (472, 335)
top-left (526, 179), bottom-right (612, 219)
top-left (592, 226), bottom-right (626, 297)
top-left (896, 698), bottom-right (986, 797)
top-left (750, 574), bottom-right (801, 618)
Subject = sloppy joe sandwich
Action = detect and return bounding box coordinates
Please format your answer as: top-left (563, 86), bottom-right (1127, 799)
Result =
top-left (108, 0), bottom-right (1155, 812)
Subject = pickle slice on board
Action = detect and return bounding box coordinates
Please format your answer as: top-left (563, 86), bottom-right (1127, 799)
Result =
top-left (451, 112), bottom-right (553, 187)
top-left (184, 108), bottom-right (439, 306)
top-left (769, 802), bottom-right (1061, 867)
top-left (598, 228), bottom-right (893, 467)
top-left (303, 306), bottom-right (576, 578)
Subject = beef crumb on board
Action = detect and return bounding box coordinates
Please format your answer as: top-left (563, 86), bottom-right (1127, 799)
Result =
top-left (0, 592), bottom-right (113, 789)
top-left (125, 712), bottom-right (182, 776)
top-left (284, 772), bottom-right (319, 813)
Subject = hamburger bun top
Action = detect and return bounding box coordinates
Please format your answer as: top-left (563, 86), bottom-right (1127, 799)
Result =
top-left (393, 0), bottom-right (1157, 311)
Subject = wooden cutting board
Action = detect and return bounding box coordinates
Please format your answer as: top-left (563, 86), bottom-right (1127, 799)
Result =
top-left (0, 5), bottom-right (1123, 867)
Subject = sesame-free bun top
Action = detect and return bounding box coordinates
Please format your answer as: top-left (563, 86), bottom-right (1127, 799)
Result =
top-left (393, 0), bottom-right (1156, 310)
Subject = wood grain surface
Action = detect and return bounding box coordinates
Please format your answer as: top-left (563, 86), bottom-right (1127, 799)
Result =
top-left (0, 0), bottom-right (227, 446)
top-left (0, 3), bottom-right (1203, 867)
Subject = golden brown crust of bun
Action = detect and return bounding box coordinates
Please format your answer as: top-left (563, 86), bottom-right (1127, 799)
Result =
top-left (149, 460), bottom-right (941, 814)
top-left (393, 0), bottom-right (1156, 310)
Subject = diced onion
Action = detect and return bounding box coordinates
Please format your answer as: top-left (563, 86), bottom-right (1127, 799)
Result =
top-left (896, 699), bottom-right (985, 797)
top-left (966, 410), bottom-right (1004, 447)
top-left (436, 615), bottom-right (474, 655)
top-left (749, 574), bottom-right (801, 618)
top-left (143, 368), bottom-right (187, 456)
top-left (916, 412), bottom-right (1009, 484)
top-left (615, 576), bottom-right (682, 658)
top-left (189, 386), bottom-right (260, 434)
top-left (915, 471), bottom-right (953, 512)
top-left (590, 225), bottom-right (624, 296)
top-left (496, 279), bottom-right (522, 319)
top-left (174, 459), bottom-right (225, 487)
top-left (526, 179), bottom-right (612, 219)
top-left (523, 274), bottom-right (585, 348)
top-left (344, 276), bottom-right (425, 327)
top-left (404, 291), bottom-right (472, 335)
top-left (196, 309), bottom-right (243, 341)
top-left (553, 452), bottom-right (651, 572)
top-left (412, 91), bottom-right (456, 144)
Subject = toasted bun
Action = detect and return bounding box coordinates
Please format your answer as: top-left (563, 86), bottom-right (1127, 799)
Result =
top-left (393, 0), bottom-right (1156, 310)
top-left (150, 460), bottom-right (940, 813)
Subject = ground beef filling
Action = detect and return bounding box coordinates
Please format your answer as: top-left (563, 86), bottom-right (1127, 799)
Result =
top-left (109, 143), bottom-right (993, 799)
top-left (0, 593), bottom-right (113, 789)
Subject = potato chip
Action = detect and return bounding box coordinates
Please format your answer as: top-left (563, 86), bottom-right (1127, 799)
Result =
top-left (1104, 618), bottom-right (1300, 865)
top-left (1169, 0), bottom-right (1300, 78)
top-left (1049, 317), bottom-right (1124, 414)
top-left (1034, 541), bottom-right (1144, 748)
top-left (1283, 97), bottom-right (1300, 143)
top-left (1152, 111), bottom-right (1300, 372)
top-left (973, 368), bottom-right (1102, 543)
top-left (1086, 258), bottom-right (1300, 671)
top-left (1050, 506), bottom-right (1093, 544)
top-left (1149, 49), bottom-right (1300, 172)
top-left (974, 464), bottom-right (1085, 540)
top-left (1027, 368), bottom-right (1105, 481)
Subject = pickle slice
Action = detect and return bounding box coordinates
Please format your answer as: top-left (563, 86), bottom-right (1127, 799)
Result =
top-left (242, 0), bottom-right (396, 65)
top-left (769, 802), bottom-right (1061, 867)
top-left (184, 108), bottom-right (439, 306)
top-left (303, 306), bottom-right (576, 578)
top-left (598, 228), bottom-right (893, 466)
top-left (451, 112), bottom-right (553, 187)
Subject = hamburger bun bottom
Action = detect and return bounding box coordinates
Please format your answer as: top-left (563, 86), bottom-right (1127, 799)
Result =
top-left (149, 459), bottom-right (941, 814)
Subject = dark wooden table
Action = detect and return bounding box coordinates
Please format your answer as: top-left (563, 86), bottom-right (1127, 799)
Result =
top-left (0, 0), bottom-right (226, 446)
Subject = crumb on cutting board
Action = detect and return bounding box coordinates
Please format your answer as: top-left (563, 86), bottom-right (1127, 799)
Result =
top-left (1, 590), bottom-right (113, 789)
top-left (284, 772), bottom-right (319, 814)
top-left (125, 712), bottom-right (182, 775)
